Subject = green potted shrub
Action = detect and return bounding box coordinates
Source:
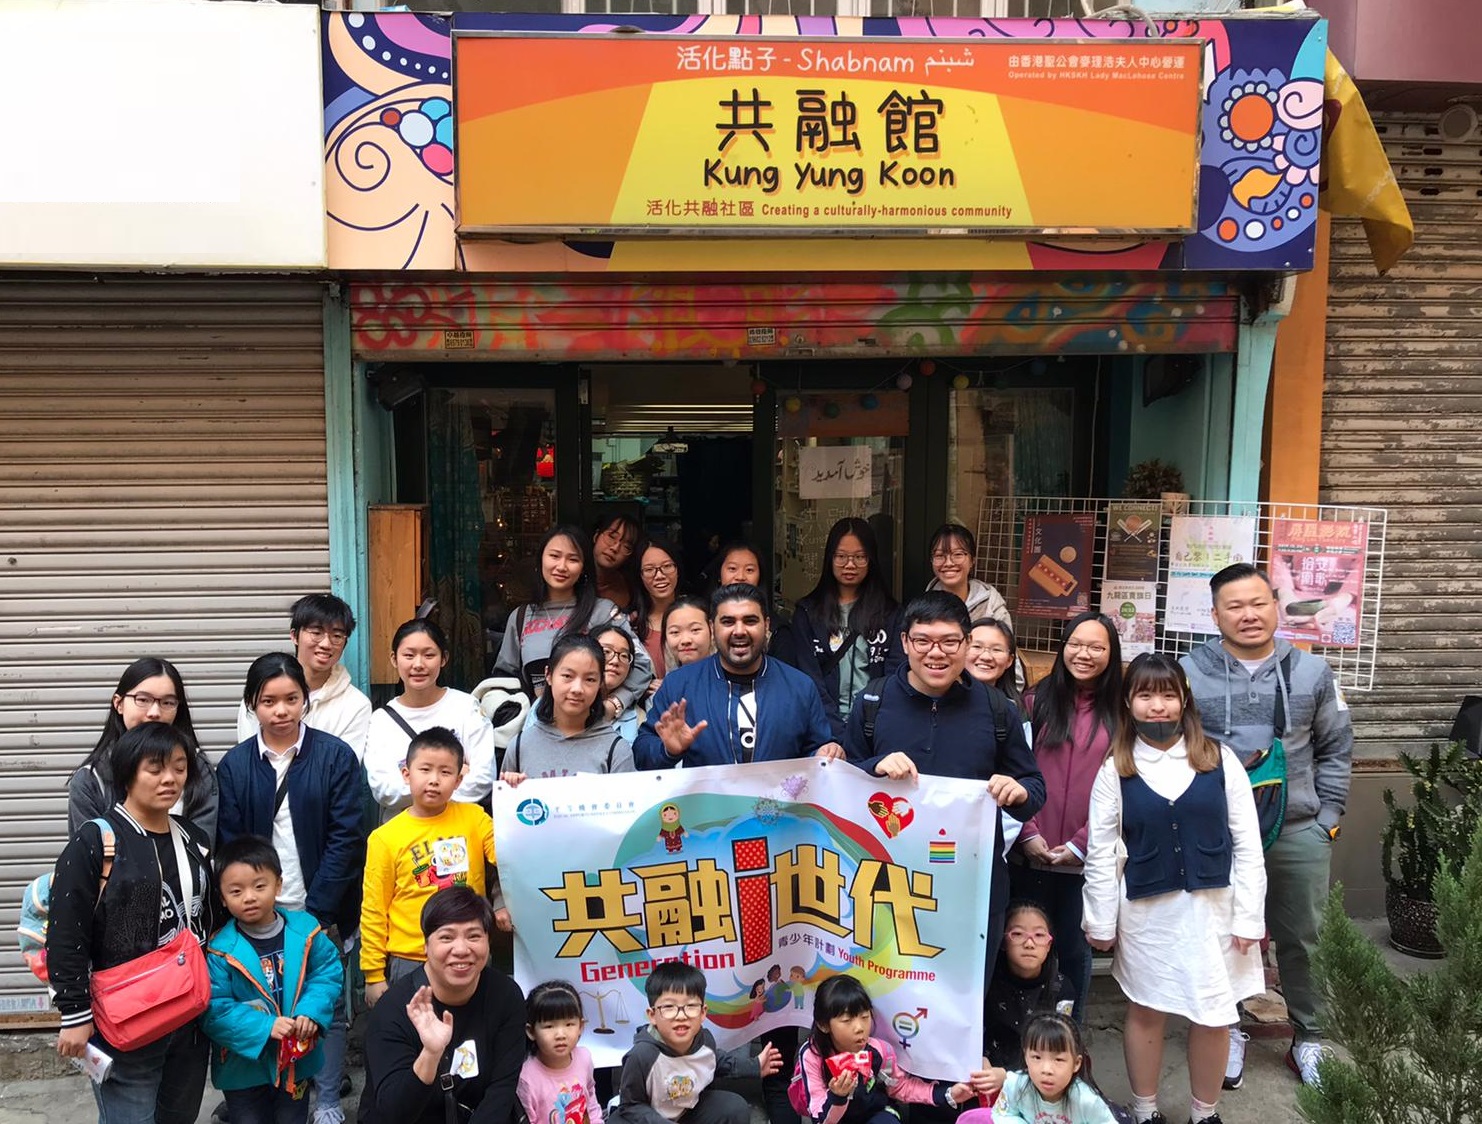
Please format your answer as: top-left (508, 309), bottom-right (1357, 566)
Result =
top-left (1122, 459), bottom-right (1188, 514)
top-left (1381, 741), bottom-right (1482, 957)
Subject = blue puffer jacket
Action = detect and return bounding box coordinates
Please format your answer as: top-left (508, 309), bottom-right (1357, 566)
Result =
top-left (216, 726), bottom-right (367, 935)
top-left (204, 909), bottom-right (343, 1094)
top-left (633, 655), bottom-right (834, 769)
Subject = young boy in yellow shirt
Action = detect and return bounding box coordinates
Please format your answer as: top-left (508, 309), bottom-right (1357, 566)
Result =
top-left (360, 726), bottom-right (496, 1006)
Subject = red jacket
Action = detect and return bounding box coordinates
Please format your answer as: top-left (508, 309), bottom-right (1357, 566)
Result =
top-left (1020, 691), bottom-right (1111, 861)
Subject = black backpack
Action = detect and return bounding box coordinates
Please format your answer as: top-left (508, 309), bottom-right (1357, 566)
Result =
top-left (857, 675), bottom-right (1012, 756)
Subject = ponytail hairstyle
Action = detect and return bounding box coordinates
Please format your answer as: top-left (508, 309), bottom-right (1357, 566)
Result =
top-left (524, 979), bottom-right (585, 1052)
top-left (1111, 652), bottom-right (1220, 778)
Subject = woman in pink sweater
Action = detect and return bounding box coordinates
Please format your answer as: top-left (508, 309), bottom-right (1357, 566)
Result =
top-left (1010, 611), bottom-right (1123, 1022)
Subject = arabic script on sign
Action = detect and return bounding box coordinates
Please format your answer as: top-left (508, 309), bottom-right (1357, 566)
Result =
top-left (798, 444), bottom-right (873, 499)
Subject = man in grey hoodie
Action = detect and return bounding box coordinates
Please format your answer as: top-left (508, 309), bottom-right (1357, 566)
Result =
top-left (1180, 562), bottom-right (1353, 1092)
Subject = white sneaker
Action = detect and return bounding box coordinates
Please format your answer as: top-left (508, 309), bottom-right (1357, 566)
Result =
top-left (1223, 1028), bottom-right (1248, 1090)
top-left (312, 1109), bottom-right (346, 1124)
top-left (1286, 1039), bottom-right (1330, 1087)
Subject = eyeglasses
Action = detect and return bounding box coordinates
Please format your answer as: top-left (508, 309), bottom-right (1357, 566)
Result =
top-left (1064, 641), bottom-right (1109, 657)
top-left (300, 627), bottom-right (349, 647)
top-left (1006, 928), bottom-right (1052, 945)
top-left (600, 647), bottom-right (633, 665)
top-left (968, 643), bottom-right (1011, 658)
top-left (931, 550), bottom-right (971, 564)
top-left (653, 1001), bottom-right (704, 1019)
top-left (641, 562), bottom-right (677, 579)
top-left (833, 553), bottom-right (869, 567)
top-left (906, 635), bottom-right (964, 655)
top-left (123, 692), bottom-right (180, 711)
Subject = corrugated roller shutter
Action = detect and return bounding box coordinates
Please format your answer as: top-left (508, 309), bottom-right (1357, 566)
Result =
top-left (0, 278), bottom-right (330, 1014)
top-left (1321, 112), bottom-right (1482, 757)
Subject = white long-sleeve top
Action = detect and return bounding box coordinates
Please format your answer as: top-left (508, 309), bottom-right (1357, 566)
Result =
top-left (1082, 739), bottom-right (1267, 1024)
top-left (1083, 739), bottom-right (1266, 941)
top-left (364, 688), bottom-right (496, 815)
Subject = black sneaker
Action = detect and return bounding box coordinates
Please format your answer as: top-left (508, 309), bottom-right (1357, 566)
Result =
top-left (1188, 1115), bottom-right (1223, 1124)
top-left (211, 1100), bottom-right (230, 1123)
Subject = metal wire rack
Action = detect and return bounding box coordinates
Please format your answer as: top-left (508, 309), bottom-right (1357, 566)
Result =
top-left (976, 496), bottom-right (1387, 691)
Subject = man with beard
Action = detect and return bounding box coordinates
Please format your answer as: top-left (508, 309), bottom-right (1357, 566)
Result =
top-left (634, 583), bottom-right (844, 769)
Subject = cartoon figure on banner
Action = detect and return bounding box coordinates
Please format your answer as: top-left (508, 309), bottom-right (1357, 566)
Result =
top-left (748, 979), bottom-right (768, 1022)
top-left (764, 964), bottom-right (793, 1012)
top-left (790, 965), bottom-right (808, 1009)
top-left (658, 803), bottom-right (686, 853)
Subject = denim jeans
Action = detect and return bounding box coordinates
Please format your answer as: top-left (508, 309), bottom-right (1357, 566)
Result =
top-left (224, 1085), bottom-right (311, 1124)
top-left (312, 940), bottom-right (354, 1120)
top-left (92, 1022), bottom-right (208, 1124)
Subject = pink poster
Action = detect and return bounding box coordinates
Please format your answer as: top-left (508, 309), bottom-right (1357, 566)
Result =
top-left (1270, 518), bottom-right (1368, 647)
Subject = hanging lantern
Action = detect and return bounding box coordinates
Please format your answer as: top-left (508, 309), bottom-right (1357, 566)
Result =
top-left (860, 393), bottom-right (879, 410)
top-left (823, 401), bottom-right (841, 418)
top-left (751, 378), bottom-right (768, 397)
top-left (918, 359), bottom-right (937, 377)
top-left (784, 396), bottom-right (803, 413)
top-left (952, 373), bottom-right (971, 391)
top-left (895, 373), bottom-right (913, 391)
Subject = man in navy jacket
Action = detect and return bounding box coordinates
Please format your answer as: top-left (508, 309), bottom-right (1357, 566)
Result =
top-left (633, 583), bottom-right (844, 769)
top-left (845, 590), bottom-right (1045, 1060)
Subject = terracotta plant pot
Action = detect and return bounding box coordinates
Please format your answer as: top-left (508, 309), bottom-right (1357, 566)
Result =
top-left (1160, 491), bottom-right (1190, 516)
top-left (1386, 883), bottom-right (1445, 959)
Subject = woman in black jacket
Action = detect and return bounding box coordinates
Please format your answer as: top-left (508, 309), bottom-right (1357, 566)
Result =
top-left (786, 517), bottom-right (902, 740)
top-left (49, 721), bottom-right (218, 1123)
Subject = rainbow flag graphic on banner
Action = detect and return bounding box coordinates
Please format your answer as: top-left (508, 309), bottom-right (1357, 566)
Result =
top-left (929, 839), bottom-right (957, 864)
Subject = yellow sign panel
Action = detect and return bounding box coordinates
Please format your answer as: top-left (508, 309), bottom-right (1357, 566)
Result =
top-left (454, 35), bottom-right (1204, 236)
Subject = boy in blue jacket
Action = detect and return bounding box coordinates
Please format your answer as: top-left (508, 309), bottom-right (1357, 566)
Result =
top-left (204, 835), bottom-right (344, 1124)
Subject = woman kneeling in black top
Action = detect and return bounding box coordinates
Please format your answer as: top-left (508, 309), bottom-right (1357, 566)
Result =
top-left (360, 886), bottom-right (527, 1124)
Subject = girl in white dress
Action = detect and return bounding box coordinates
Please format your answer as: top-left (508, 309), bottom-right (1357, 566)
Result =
top-left (1082, 654), bottom-right (1266, 1124)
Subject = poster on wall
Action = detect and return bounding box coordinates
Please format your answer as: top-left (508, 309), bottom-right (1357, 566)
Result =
top-left (492, 758), bottom-right (993, 1077)
top-left (1165, 515), bottom-right (1258, 633)
top-left (1017, 513), bottom-right (1095, 618)
top-left (1105, 502), bottom-right (1163, 582)
top-left (1270, 518), bottom-right (1368, 647)
top-left (1101, 580), bottom-right (1158, 657)
top-left (797, 445), bottom-right (873, 499)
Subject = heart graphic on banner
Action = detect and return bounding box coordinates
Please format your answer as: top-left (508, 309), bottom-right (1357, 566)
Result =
top-left (866, 793), bottom-right (914, 838)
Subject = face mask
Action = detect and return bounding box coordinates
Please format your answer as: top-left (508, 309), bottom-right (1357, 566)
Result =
top-left (1134, 718), bottom-right (1180, 742)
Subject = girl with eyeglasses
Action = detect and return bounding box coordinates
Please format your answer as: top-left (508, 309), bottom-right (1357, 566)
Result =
top-left (784, 517), bottom-right (902, 740)
top-left (966, 617), bottom-right (1027, 714)
top-left (592, 513), bottom-right (642, 617)
top-left (924, 523), bottom-right (1011, 627)
top-left (634, 537), bottom-right (683, 682)
top-left (1010, 611), bottom-right (1123, 1024)
top-left (500, 635), bottom-right (634, 786)
top-left (67, 657), bottom-right (218, 840)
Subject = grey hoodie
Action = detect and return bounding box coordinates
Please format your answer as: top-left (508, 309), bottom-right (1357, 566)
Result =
top-left (1180, 637), bottom-right (1353, 831)
top-left (503, 719), bottom-right (634, 779)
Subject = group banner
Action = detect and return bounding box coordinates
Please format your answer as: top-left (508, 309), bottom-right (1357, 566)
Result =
top-left (492, 758), bottom-right (994, 1077)
top-left (453, 34), bottom-right (1203, 236)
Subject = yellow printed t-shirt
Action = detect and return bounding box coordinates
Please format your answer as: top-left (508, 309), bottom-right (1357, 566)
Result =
top-left (360, 800), bottom-right (496, 981)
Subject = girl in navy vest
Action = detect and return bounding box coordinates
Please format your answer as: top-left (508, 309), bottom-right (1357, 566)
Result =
top-left (1081, 654), bottom-right (1266, 1124)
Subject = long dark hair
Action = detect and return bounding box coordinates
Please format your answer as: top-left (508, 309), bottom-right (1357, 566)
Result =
top-left (84, 658), bottom-right (198, 773)
top-left (799, 518), bottom-right (896, 646)
top-left (533, 525), bottom-right (600, 649)
top-left (533, 635), bottom-right (607, 729)
top-left (1030, 612), bottom-right (1123, 748)
top-left (634, 536), bottom-right (683, 642)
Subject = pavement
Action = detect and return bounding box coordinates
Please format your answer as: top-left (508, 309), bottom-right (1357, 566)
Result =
top-left (0, 919), bottom-right (1423, 1124)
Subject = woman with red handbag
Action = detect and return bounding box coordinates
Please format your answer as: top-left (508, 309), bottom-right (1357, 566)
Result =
top-left (49, 721), bottom-right (219, 1123)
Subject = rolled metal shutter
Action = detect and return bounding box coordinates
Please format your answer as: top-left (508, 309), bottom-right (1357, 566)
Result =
top-left (1321, 112), bottom-right (1482, 756)
top-left (0, 278), bottom-right (330, 1015)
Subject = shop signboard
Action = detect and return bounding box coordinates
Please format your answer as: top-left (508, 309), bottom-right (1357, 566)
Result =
top-left (453, 34), bottom-right (1203, 236)
top-left (1165, 515), bottom-right (1258, 634)
top-left (1270, 518), bottom-right (1367, 647)
top-left (798, 444), bottom-right (873, 499)
top-left (1017, 513), bottom-right (1095, 618)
